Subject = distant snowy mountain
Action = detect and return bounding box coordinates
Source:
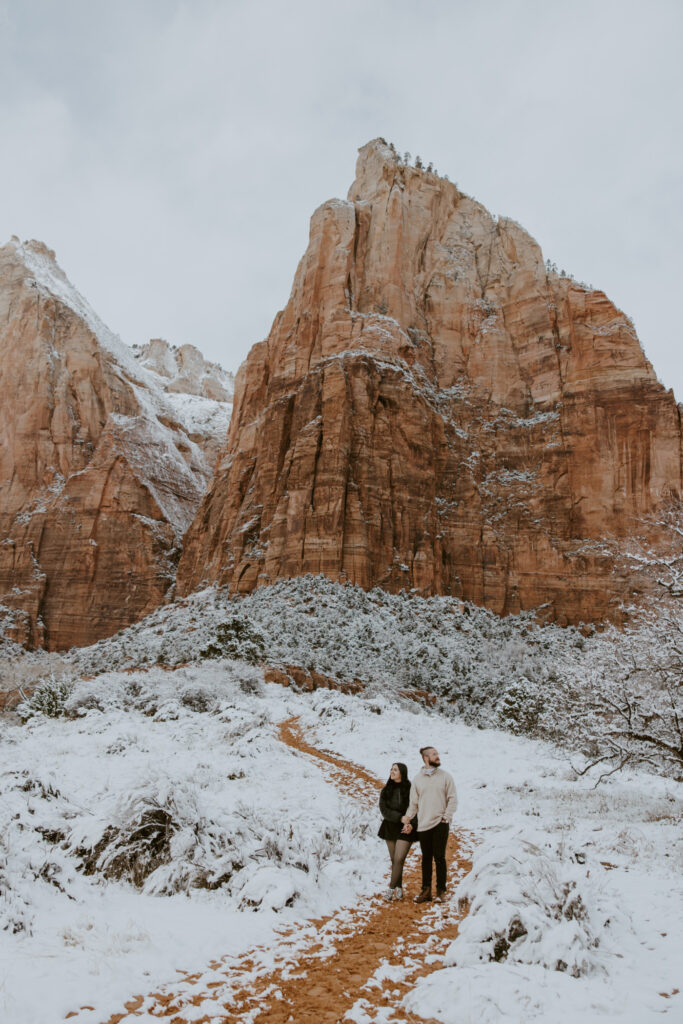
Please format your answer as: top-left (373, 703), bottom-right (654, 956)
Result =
top-left (133, 337), bottom-right (234, 402)
top-left (131, 338), bottom-right (234, 467)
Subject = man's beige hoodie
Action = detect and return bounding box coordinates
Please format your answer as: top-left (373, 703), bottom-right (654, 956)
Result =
top-left (404, 767), bottom-right (458, 832)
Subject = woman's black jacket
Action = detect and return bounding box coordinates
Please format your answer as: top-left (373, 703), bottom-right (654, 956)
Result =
top-left (379, 782), bottom-right (410, 823)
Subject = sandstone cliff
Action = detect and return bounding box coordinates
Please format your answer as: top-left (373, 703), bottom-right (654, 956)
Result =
top-left (177, 139), bottom-right (682, 622)
top-left (0, 239), bottom-right (232, 649)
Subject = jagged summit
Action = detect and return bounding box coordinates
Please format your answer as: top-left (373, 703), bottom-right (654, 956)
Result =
top-left (348, 137), bottom-right (452, 201)
top-left (5, 237), bottom-right (132, 366)
top-left (348, 138), bottom-right (401, 199)
top-left (347, 141), bottom-right (605, 303)
top-left (133, 338), bottom-right (234, 403)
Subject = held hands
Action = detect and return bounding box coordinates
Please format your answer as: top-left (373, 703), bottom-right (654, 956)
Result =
top-left (401, 822), bottom-right (413, 834)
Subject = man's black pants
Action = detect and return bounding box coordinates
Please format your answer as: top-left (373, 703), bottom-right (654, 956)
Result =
top-left (418, 821), bottom-right (449, 892)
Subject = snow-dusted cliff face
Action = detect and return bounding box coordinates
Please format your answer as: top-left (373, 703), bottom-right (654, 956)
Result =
top-left (133, 338), bottom-right (234, 402)
top-left (0, 238), bottom-right (232, 649)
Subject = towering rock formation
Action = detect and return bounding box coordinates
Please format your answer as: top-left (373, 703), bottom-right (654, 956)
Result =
top-left (177, 139), bottom-right (682, 623)
top-left (0, 239), bottom-right (232, 649)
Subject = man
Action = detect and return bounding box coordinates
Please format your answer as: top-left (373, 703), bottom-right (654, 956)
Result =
top-left (401, 745), bottom-right (457, 903)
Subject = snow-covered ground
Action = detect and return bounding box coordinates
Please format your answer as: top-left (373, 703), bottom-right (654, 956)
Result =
top-left (309, 691), bottom-right (682, 1022)
top-left (1, 580), bottom-right (681, 1023)
top-left (1, 666), bottom-right (377, 1023)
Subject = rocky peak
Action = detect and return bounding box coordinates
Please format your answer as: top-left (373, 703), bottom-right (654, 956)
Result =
top-left (177, 140), bottom-right (682, 624)
top-left (347, 137), bottom-right (402, 201)
top-left (3, 237), bottom-right (127, 362)
top-left (0, 238), bottom-right (232, 649)
top-left (133, 337), bottom-right (234, 403)
top-left (347, 137), bottom-right (458, 203)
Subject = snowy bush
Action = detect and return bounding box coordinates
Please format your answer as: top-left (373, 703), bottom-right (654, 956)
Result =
top-left (0, 769), bottom-right (80, 935)
top-left (448, 834), bottom-right (619, 977)
top-left (73, 775), bottom-right (255, 897)
top-left (70, 774), bottom-right (371, 903)
top-left (0, 827), bottom-right (34, 934)
top-left (16, 675), bottom-right (74, 721)
top-left (496, 681), bottom-right (545, 734)
top-left (571, 616), bottom-right (683, 781)
top-left (198, 616), bottom-right (266, 664)
top-left (179, 683), bottom-right (220, 713)
top-left (75, 780), bottom-right (196, 889)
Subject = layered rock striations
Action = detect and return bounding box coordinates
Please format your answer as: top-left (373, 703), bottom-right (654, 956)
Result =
top-left (177, 139), bottom-right (682, 622)
top-left (0, 239), bottom-right (232, 649)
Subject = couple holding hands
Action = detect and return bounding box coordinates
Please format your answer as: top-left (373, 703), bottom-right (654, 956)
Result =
top-left (378, 745), bottom-right (457, 904)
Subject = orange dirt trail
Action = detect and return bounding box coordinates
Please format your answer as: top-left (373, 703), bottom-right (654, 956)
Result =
top-left (71, 717), bottom-right (472, 1024)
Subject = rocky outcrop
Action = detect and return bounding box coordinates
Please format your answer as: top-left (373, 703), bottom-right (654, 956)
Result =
top-left (133, 338), bottom-right (234, 402)
top-left (0, 239), bottom-right (231, 649)
top-left (131, 338), bottom-right (234, 465)
top-left (264, 665), bottom-right (365, 694)
top-left (177, 139), bottom-right (682, 623)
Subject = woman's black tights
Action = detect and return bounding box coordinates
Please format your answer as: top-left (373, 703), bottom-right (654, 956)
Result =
top-left (385, 838), bottom-right (412, 888)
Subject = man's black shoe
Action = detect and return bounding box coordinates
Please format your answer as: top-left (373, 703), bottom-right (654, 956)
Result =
top-left (435, 889), bottom-right (448, 903)
top-left (414, 888), bottom-right (432, 903)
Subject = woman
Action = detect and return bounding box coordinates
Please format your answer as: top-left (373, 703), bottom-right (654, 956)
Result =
top-left (378, 762), bottom-right (416, 900)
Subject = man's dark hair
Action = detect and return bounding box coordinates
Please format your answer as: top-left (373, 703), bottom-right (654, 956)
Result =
top-left (420, 745), bottom-right (435, 758)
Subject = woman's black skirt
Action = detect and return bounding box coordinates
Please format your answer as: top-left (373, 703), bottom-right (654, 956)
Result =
top-left (378, 818), bottom-right (417, 841)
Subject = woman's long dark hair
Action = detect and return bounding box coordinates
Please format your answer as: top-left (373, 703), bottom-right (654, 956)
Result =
top-left (381, 762), bottom-right (411, 801)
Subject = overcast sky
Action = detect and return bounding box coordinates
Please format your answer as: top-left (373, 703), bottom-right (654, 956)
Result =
top-left (1, 0), bottom-right (681, 395)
